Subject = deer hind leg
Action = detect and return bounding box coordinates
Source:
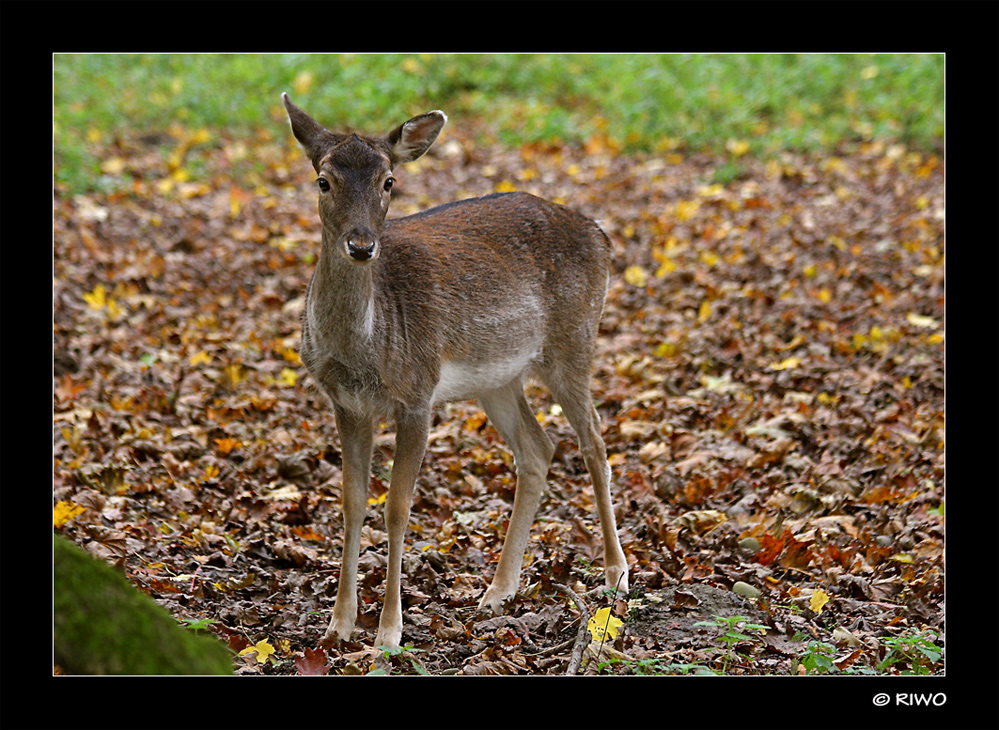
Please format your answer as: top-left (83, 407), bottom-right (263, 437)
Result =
top-left (548, 377), bottom-right (629, 596)
top-left (325, 406), bottom-right (374, 643)
top-left (477, 379), bottom-right (555, 613)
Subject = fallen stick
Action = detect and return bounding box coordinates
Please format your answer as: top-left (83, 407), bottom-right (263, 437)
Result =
top-left (554, 583), bottom-right (591, 675)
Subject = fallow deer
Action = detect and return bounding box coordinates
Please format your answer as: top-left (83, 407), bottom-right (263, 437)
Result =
top-left (283, 93), bottom-right (628, 648)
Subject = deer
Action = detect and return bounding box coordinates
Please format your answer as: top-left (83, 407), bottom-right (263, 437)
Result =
top-left (282, 93), bottom-right (629, 649)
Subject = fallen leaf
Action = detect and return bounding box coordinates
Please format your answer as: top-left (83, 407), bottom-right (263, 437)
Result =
top-left (54, 500), bottom-right (86, 528)
top-left (905, 312), bottom-right (939, 329)
top-left (726, 139), bottom-right (750, 156)
top-left (587, 607), bottom-right (624, 642)
top-left (214, 437), bottom-right (241, 455)
top-left (769, 357), bottom-right (801, 371)
top-left (239, 639), bottom-right (276, 664)
top-left (55, 373), bottom-right (87, 401)
top-left (810, 588), bottom-right (830, 614)
top-left (83, 284), bottom-right (111, 310)
top-left (278, 367), bottom-right (298, 386)
top-left (624, 265), bottom-right (648, 287)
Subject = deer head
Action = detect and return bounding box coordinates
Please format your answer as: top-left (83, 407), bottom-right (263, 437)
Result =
top-left (282, 93), bottom-right (446, 263)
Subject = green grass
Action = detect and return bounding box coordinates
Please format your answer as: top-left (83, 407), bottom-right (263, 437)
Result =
top-left (54, 53), bottom-right (943, 194)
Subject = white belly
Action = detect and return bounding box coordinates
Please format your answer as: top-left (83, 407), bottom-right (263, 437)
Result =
top-left (432, 349), bottom-right (540, 403)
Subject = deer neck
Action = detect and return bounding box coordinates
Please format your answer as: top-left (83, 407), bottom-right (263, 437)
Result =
top-left (305, 232), bottom-right (378, 357)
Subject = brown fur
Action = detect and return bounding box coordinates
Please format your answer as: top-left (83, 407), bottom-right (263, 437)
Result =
top-left (283, 94), bottom-right (628, 648)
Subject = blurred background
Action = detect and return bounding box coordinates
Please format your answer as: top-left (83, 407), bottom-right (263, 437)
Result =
top-left (54, 53), bottom-right (943, 195)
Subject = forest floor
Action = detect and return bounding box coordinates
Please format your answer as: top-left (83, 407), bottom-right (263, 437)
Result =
top-left (54, 122), bottom-right (944, 676)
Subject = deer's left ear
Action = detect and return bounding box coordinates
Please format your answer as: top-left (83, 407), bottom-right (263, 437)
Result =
top-left (387, 111), bottom-right (447, 166)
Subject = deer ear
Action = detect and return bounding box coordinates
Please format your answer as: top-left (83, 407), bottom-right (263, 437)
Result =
top-left (387, 111), bottom-right (447, 165)
top-left (282, 93), bottom-right (333, 170)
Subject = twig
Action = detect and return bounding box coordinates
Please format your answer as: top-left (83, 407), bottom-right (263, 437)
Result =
top-left (522, 637), bottom-right (576, 657)
top-left (554, 583), bottom-right (591, 675)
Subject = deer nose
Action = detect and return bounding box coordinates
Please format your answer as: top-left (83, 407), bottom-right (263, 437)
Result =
top-left (345, 234), bottom-right (378, 262)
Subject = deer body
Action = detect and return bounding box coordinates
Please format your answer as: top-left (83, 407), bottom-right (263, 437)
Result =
top-left (284, 94), bottom-right (628, 648)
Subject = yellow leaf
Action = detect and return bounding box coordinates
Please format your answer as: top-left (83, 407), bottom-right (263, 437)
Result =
top-left (368, 492), bottom-right (388, 506)
top-left (699, 250), bottom-right (719, 267)
top-left (770, 357), bottom-right (801, 371)
top-left (623, 265), bottom-right (648, 288)
top-left (587, 607), bottom-right (624, 642)
top-left (100, 157), bottom-right (127, 175)
top-left (697, 300), bottom-right (712, 323)
top-left (178, 182), bottom-right (211, 199)
top-left (223, 363), bottom-right (244, 387)
top-left (494, 180), bottom-right (517, 193)
top-left (189, 128), bottom-right (211, 145)
top-left (54, 500), bottom-right (86, 527)
top-left (777, 334), bottom-right (805, 352)
top-left (293, 71), bottom-right (315, 95)
top-left (278, 368), bottom-right (298, 387)
top-left (674, 199), bottom-right (700, 222)
top-left (83, 284), bottom-right (108, 310)
top-left (810, 588), bottom-right (830, 614)
top-left (239, 639), bottom-right (276, 664)
top-left (230, 187), bottom-right (248, 217)
top-left (655, 341), bottom-right (678, 358)
top-left (189, 350), bottom-right (212, 366)
top-left (655, 257), bottom-right (677, 278)
top-left (400, 57), bottom-right (423, 75)
top-left (725, 138), bottom-right (750, 156)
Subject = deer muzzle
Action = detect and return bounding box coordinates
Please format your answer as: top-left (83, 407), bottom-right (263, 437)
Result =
top-left (344, 231), bottom-right (379, 263)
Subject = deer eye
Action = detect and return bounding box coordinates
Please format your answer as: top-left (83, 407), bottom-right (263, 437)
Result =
top-left (316, 177), bottom-right (331, 193)
top-left (383, 177), bottom-right (395, 193)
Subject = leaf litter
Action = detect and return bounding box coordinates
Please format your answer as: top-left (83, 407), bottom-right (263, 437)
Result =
top-left (54, 118), bottom-right (943, 675)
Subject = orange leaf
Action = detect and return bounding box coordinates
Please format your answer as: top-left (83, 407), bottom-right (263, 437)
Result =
top-left (214, 437), bottom-right (241, 455)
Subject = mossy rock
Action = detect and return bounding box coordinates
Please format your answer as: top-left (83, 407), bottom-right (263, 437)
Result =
top-left (53, 534), bottom-right (232, 674)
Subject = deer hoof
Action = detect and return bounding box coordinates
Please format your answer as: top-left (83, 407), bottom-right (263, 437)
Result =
top-left (324, 617), bottom-right (355, 644)
top-left (374, 625), bottom-right (402, 650)
top-left (605, 564), bottom-right (630, 595)
top-left (478, 584), bottom-right (516, 614)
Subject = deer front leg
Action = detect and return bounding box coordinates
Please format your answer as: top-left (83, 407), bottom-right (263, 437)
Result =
top-left (374, 405), bottom-right (430, 649)
top-left (324, 406), bottom-right (374, 644)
